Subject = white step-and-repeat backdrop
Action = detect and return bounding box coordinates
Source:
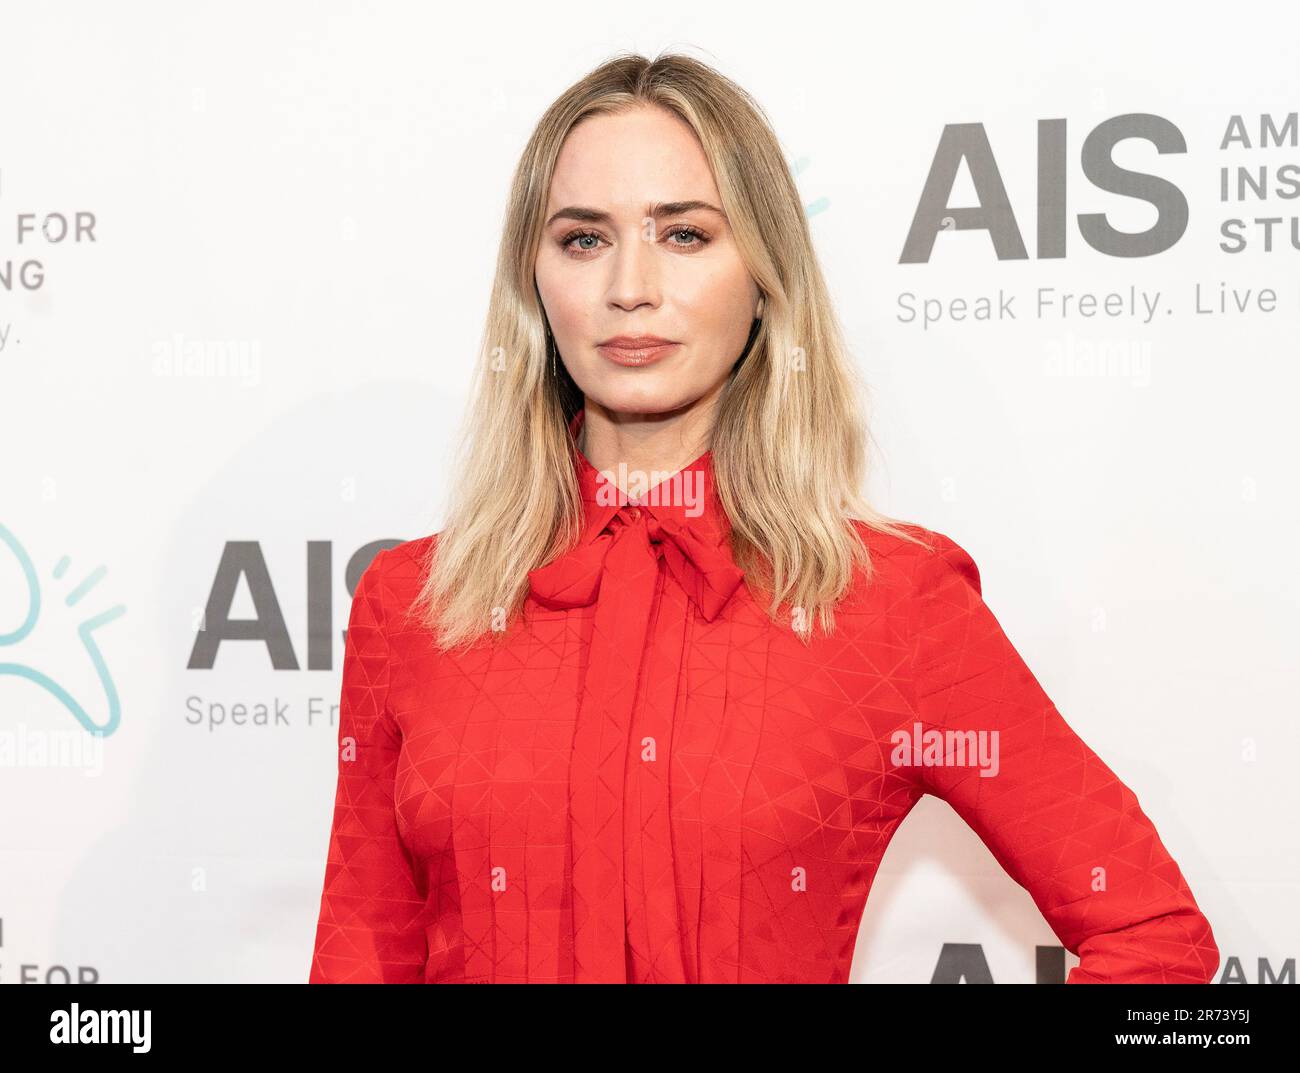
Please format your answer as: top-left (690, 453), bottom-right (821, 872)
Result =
top-left (1, 1), bottom-right (1295, 983)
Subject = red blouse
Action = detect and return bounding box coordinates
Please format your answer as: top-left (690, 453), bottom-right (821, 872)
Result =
top-left (308, 411), bottom-right (1218, 984)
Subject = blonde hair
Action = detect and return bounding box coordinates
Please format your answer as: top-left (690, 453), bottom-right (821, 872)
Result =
top-left (413, 49), bottom-right (925, 651)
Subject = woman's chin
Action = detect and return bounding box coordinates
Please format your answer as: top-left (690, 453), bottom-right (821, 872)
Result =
top-left (582, 380), bottom-right (693, 418)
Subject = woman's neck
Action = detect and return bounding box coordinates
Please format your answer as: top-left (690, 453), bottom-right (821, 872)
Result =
top-left (579, 390), bottom-right (720, 491)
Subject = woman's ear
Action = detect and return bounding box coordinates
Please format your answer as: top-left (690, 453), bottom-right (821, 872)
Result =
top-left (755, 295), bottom-right (765, 319)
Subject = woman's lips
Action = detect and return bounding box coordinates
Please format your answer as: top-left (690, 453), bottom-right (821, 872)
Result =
top-left (596, 342), bottom-right (680, 366)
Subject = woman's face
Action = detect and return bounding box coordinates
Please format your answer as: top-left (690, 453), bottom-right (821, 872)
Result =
top-left (534, 104), bottom-right (761, 417)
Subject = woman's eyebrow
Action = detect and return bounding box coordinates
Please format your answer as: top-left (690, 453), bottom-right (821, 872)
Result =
top-left (544, 200), bottom-right (725, 227)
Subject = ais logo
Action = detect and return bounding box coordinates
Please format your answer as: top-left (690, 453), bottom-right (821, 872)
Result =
top-left (186, 540), bottom-right (398, 671)
top-left (901, 112), bottom-right (1191, 262)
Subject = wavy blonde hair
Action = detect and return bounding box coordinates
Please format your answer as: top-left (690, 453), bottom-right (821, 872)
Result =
top-left (412, 50), bottom-right (925, 651)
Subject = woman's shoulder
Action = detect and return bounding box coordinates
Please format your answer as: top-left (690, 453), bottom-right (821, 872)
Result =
top-left (844, 518), bottom-right (983, 604)
top-left (355, 533), bottom-right (439, 628)
top-left (371, 533), bottom-right (439, 577)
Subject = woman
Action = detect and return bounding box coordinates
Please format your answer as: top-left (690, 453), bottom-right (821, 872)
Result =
top-left (308, 52), bottom-right (1219, 984)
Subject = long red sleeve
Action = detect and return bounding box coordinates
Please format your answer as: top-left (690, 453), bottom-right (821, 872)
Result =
top-left (910, 532), bottom-right (1219, 983)
top-left (308, 549), bottom-right (430, 983)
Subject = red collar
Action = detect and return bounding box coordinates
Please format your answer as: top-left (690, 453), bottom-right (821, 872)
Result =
top-left (527, 409), bottom-right (744, 622)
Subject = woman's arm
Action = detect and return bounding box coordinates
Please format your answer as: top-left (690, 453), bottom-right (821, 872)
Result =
top-left (908, 532), bottom-right (1219, 983)
top-left (309, 549), bottom-right (430, 983)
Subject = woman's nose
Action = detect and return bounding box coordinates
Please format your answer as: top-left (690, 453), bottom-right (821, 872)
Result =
top-left (606, 233), bottom-right (660, 308)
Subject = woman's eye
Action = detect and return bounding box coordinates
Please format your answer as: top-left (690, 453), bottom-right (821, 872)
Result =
top-left (561, 231), bottom-right (603, 254)
top-left (666, 226), bottom-right (706, 247)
